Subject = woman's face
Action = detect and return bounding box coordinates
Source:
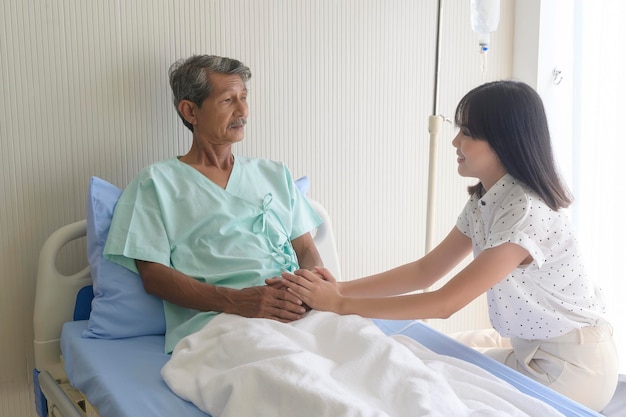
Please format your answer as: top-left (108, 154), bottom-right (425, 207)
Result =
top-left (452, 127), bottom-right (506, 190)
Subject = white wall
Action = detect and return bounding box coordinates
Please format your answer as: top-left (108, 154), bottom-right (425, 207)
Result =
top-left (0, 0), bottom-right (514, 413)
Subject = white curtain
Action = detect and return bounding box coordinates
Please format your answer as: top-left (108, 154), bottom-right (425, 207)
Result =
top-left (573, 0), bottom-right (626, 373)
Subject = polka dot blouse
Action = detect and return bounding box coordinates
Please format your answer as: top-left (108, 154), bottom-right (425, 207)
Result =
top-left (455, 174), bottom-right (607, 340)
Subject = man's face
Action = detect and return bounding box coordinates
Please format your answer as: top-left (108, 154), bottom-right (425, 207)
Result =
top-left (193, 72), bottom-right (248, 145)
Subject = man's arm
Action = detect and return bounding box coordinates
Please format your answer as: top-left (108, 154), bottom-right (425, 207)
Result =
top-left (135, 260), bottom-right (307, 322)
top-left (290, 232), bottom-right (323, 270)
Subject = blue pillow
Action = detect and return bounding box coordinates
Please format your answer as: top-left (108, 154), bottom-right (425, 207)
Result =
top-left (83, 177), bottom-right (166, 339)
top-left (295, 175), bottom-right (310, 196)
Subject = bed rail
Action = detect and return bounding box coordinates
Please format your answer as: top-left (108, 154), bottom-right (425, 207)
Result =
top-left (38, 370), bottom-right (86, 417)
top-left (33, 220), bottom-right (92, 381)
top-left (307, 199), bottom-right (342, 280)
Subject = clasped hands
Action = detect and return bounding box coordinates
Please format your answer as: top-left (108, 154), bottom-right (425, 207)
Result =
top-left (277, 266), bottom-right (340, 314)
top-left (239, 267), bottom-right (339, 322)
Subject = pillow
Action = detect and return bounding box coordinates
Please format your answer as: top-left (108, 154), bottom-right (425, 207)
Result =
top-left (295, 175), bottom-right (310, 196)
top-left (82, 177), bottom-right (166, 339)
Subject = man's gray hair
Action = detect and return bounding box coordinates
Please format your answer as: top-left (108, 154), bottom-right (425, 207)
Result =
top-left (168, 55), bottom-right (252, 132)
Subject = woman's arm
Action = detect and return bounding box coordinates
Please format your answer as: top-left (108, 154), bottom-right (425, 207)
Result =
top-left (282, 228), bottom-right (531, 320)
top-left (340, 227), bottom-right (473, 297)
top-left (337, 241), bottom-right (530, 319)
top-left (281, 227), bottom-right (472, 310)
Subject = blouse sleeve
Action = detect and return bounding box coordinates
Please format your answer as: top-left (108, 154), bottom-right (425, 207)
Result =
top-left (483, 196), bottom-right (548, 268)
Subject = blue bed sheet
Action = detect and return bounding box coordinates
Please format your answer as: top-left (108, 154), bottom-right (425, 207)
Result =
top-left (374, 319), bottom-right (603, 417)
top-left (61, 321), bottom-right (208, 417)
top-left (62, 319), bottom-right (603, 417)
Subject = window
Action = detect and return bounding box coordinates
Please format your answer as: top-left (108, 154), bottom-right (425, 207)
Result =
top-left (572, 0), bottom-right (626, 372)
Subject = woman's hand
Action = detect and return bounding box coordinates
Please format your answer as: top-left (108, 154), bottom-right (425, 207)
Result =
top-left (280, 267), bottom-right (343, 313)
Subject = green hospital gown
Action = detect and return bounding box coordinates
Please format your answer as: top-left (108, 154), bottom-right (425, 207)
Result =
top-left (104, 156), bottom-right (322, 353)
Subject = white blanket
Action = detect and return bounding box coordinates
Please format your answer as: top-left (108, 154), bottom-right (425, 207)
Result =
top-left (162, 311), bottom-right (565, 417)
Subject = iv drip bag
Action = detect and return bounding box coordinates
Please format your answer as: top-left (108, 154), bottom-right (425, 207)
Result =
top-left (470, 0), bottom-right (500, 53)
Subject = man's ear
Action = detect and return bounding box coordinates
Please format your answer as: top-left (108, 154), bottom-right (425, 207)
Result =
top-left (177, 100), bottom-right (197, 126)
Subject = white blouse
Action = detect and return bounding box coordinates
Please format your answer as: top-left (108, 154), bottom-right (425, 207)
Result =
top-left (456, 174), bottom-right (607, 340)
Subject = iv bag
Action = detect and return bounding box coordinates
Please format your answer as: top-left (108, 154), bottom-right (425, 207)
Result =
top-left (470, 0), bottom-right (500, 53)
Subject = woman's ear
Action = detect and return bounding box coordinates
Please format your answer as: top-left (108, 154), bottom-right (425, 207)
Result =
top-left (177, 100), bottom-right (196, 127)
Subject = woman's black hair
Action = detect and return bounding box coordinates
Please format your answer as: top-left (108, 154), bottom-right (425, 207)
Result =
top-left (454, 80), bottom-right (572, 210)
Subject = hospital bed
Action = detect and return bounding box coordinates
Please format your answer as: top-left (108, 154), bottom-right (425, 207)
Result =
top-left (33, 177), bottom-right (623, 417)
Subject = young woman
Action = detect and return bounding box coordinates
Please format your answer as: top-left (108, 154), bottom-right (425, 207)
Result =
top-left (281, 80), bottom-right (618, 411)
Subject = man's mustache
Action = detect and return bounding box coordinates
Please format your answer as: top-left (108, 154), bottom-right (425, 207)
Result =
top-left (229, 118), bottom-right (247, 128)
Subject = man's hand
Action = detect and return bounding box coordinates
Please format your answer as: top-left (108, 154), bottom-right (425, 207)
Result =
top-left (225, 284), bottom-right (307, 322)
top-left (266, 276), bottom-right (312, 312)
top-left (280, 267), bottom-right (342, 313)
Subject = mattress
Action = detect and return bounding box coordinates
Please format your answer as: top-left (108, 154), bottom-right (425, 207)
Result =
top-left (61, 321), bottom-right (208, 417)
top-left (62, 319), bottom-right (607, 417)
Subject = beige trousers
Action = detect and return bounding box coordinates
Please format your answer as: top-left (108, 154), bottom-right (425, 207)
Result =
top-left (451, 325), bottom-right (619, 412)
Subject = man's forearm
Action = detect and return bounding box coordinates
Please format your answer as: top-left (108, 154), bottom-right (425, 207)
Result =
top-left (136, 260), bottom-right (235, 311)
top-left (292, 233), bottom-right (323, 270)
top-left (135, 260), bottom-right (307, 320)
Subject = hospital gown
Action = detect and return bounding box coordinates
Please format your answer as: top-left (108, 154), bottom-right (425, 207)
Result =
top-left (104, 156), bottom-right (322, 353)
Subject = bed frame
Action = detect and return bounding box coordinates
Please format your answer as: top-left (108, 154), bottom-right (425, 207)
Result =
top-left (32, 200), bottom-right (623, 417)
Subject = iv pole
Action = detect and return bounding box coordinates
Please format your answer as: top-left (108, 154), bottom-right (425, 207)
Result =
top-left (425, 0), bottom-right (445, 254)
top-left (425, 0), bottom-right (499, 254)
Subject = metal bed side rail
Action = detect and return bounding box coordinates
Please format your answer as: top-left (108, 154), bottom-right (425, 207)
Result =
top-left (38, 370), bottom-right (87, 417)
top-left (33, 219), bottom-right (92, 381)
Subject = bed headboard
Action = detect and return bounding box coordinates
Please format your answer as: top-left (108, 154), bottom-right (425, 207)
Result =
top-left (33, 199), bottom-right (341, 381)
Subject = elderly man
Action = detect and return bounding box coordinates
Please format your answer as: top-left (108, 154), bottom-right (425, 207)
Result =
top-left (103, 54), bottom-right (323, 354)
